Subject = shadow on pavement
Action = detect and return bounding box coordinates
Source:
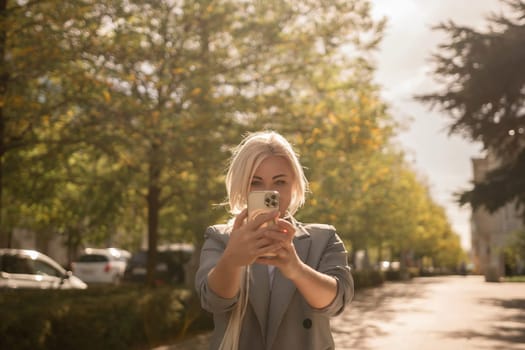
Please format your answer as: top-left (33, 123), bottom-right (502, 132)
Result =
top-left (441, 297), bottom-right (525, 349)
top-left (160, 277), bottom-right (525, 350)
top-left (332, 279), bottom-right (437, 350)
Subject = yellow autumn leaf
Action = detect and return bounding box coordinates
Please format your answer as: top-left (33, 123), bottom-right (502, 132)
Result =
top-left (13, 96), bottom-right (24, 107)
top-left (152, 111), bottom-right (160, 124)
top-left (378, 167), bottom-right (390, 178)
top-left (312, 127), bottom-right (321, 137)
top-left (191, 88), bottom-right (202, 96)
top-left (348, 125), bottom-right (360, 134)
top-left (314, 102), bottom-right (325, 115)
top-left (103, 90), bottom-right (111, 103)
top-left (309, 181), bottom-right (321, 193)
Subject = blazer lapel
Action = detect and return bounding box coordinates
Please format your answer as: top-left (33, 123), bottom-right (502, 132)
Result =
top-left (249, 263), bottom-right (271, 339)
top-left (266, 227), bottom-right (312, 349)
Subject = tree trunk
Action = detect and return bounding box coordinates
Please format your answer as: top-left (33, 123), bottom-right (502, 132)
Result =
top-left (0, 0), bottom-right (7, 247)
top-left (146, 152), bottom-right (161, 287)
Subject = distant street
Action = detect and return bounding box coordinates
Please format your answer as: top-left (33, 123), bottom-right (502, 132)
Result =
top-left (161, 276), bottom-right (525, 350)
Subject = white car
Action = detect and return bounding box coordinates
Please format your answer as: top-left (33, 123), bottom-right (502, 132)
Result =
top-left (71, 248), bottom-right (130, 285)
top-left (0, 249), bottom-right (87, 289)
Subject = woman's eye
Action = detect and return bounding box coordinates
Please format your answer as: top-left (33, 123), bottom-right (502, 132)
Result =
top-left (275, 180), bottom-right (287, 186)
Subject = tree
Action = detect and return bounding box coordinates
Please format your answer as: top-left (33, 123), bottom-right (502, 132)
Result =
top-left (0, 0), bottom-right (113, 249)
top-left (417, 0), bottom-right (525, 219)
top-left (82, 0), bottom-right (389, 285)
top-left (4, 0), bottom-right (464, 282)
top-left (502, 229), bottom-right (525, 274)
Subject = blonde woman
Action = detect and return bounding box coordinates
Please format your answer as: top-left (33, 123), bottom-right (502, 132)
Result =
top-left (195, 131), bottom-right (354, 350)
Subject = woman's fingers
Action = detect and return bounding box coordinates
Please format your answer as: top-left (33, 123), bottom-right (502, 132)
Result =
top-left (236, 210), bottom-right (289, 237)
top-left (255, 243), bottom-right (283, 260)
top-left (245, 210), bottom-right (279, 230)
top-left (232, 209), bottom-right (248, 230)
top-left (230, 212), bottom-right (297, 266)
top-left (277, 219), bottom-right (295, 231)
top-left (263, 225), bottom-right (294, 245)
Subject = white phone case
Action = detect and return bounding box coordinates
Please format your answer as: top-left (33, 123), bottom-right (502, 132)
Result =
top-left (247, 191), bottom-right (280, 224)
top-left (247, 191), bottom-right (280, 257)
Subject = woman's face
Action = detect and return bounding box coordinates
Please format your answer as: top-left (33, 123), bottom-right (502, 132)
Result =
top-left (250, 155), bottom-right (294, 217)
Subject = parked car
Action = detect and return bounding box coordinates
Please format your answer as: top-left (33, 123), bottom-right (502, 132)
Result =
top-left (124, 243), bottom-right (194, 286)
top-left (0, 248), bottom-right (87, 290)
top-left (71, 248), bottom-right (130, 285)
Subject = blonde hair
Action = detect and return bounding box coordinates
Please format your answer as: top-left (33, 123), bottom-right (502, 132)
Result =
top-left (225, 131), bottom-right (308, 216)
top-left (219, 131), bottom-right (308, 350)
top-left (218, 265), bottom-right (250, 350)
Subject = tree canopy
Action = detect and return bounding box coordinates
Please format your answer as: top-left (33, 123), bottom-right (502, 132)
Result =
top-left (417, 0), bottom-right (525, 219)
top-left (1, 0), bottom-right (465, 279)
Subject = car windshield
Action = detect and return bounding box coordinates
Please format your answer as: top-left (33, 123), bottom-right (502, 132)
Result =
top-left (77, 254), bottom-right (108, 263)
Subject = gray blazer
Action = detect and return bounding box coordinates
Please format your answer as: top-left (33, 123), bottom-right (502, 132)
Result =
top-left (195, 221), bottom-right (354, 350)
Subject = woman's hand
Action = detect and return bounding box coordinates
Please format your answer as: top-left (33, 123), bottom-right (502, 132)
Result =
top-left (256, 219), bottom-right (304, 279)
top-left (222, 209), bottom-right (283, 267)
top-left (256, 220), bottom-right (338, 309)
top-left (207, 209), bottom-right (283, 299)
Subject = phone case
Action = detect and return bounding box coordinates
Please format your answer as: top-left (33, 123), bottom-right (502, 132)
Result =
top-left (247, 191), bottom-right (280, 224)
top-left (247, 191), bottom-right (280, 257)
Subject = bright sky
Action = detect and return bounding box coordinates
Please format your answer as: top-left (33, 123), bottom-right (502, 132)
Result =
top-left (369, 0), bottom-right (506, 250)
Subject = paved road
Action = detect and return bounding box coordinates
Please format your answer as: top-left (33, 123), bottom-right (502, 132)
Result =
top-left (160, 275), bottom-right (525, 350)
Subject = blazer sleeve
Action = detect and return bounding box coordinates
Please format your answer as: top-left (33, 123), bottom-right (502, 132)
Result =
top-left (305, 224), bottom-right (354, 317)
top-left (195, 225), bottom-right (239, 313)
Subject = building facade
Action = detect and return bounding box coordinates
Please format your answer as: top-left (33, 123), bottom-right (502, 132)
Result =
top-left (470, 152), bottom-right (523, 281)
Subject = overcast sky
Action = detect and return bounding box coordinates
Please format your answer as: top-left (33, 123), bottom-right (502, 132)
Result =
top-left (369, 0), bottom-right (506, 249)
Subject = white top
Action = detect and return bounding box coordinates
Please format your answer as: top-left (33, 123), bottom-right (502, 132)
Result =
top-left (267, 265), bottom-right (276, 289)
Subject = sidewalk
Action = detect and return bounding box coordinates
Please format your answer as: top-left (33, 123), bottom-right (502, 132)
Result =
top-left (160, 275), bottom-right (525, 349)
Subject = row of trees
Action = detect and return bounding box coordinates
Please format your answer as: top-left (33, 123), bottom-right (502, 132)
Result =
top-left (1, 0), bottom-right (464, 283)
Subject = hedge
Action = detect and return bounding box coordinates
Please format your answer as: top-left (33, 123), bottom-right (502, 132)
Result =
top-left (352, 269), bottom-right (385, 289)
top-left (1, 269), bottom-right (416, 349)
top-left (0, 286), bottom-right (212, 350)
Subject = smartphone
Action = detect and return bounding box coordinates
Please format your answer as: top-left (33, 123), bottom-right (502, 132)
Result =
top-left (248, 191), bottom-right (280, 257)
top-left (247, 190), bottom-right (280, 227)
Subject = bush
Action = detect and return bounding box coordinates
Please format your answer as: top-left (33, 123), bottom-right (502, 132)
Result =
top-left (352, 269), bottom-right (384, 289)
top-left (383, 269), bottom-right (402, 281)
top-left (0, 286), bottom-right (213, 350)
